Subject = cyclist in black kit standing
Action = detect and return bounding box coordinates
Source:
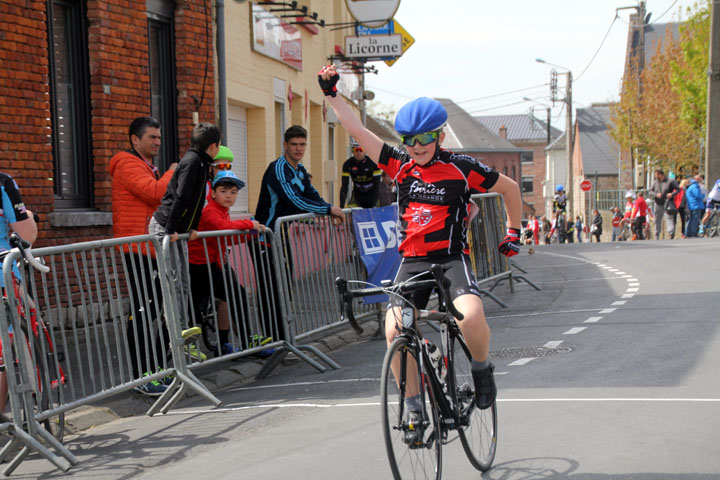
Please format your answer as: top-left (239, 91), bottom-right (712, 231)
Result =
top-left (339, 140), bottom-right (381, 208)
top-left (319, 66), bottom-right (522, 421)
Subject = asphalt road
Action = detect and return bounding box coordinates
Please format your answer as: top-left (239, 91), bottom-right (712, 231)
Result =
top-left (10, 238), bottom-right (720, 479)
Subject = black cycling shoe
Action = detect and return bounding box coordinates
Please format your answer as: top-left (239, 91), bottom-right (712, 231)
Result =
top-left (404, 411), bottom-right (425, 448)
top-left (472, 363), bottom-right (496, 410)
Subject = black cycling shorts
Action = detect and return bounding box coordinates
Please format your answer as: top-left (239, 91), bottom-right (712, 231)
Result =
top-left (388, 254), bottom-right (481, 309)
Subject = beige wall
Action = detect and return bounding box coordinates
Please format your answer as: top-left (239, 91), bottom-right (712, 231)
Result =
top-left (224, 1), bottom-right (359, 212)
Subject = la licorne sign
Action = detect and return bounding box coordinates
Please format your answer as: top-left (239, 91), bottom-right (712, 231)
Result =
top-left (344, 34), bottom-right (402, 58)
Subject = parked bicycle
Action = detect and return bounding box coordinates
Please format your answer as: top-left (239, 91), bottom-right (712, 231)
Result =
top-left (702, 208), bottom-right (720, 238)
top-left (337, 264), bottom-right (497, 479)
top-left (0, 234), bottom-right (65, 441)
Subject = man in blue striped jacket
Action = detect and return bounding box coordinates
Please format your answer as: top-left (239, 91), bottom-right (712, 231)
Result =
top-left (252, 125), bottom-right (344, 345)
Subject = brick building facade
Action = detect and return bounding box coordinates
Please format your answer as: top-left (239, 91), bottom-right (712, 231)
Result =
top-left (0, 0), bottom-right (215, 247)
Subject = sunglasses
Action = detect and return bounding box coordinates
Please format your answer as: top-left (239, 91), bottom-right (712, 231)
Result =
top-left (212, 163), bottom-right (232, 170)
top-left (352, 146), bottom-right (363, 153)
top-left (401, 131), bottom-right (440, 147)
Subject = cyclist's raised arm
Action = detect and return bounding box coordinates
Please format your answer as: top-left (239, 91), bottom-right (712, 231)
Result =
top-left (318, 65), bottom-right (384, 163)
top-left (488, 174), bottom-right (522, 231)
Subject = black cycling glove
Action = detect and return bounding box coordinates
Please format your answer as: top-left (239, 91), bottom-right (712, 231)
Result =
top-left (318, 66), bottom-right (339, 97)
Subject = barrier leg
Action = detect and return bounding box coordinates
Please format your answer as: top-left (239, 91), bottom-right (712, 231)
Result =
top-left (512, 274), bottom-right (542, 291)
top-left (255, 342), bottom-right (329, 379)
top-left (294, 345), bottom-right (341, 370)
top-left (478, 288), bottom-right (508, 308)
top-left (1, 426), bottom-right (73, 475)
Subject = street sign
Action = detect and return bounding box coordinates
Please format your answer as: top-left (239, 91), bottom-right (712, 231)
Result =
top-left (580, 180), bottom-right (592, 192)
top-left (384, 21), bottom-right (414, 66)
top-left (345, 35), bottom-right (402, 59)
top-left (345, 0), bottom-right (400, 27)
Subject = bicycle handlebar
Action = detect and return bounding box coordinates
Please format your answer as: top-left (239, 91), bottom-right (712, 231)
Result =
top-left (8, 233), bottom-right (50, 274)
top-left (335, 264), bottom-right (464, 332)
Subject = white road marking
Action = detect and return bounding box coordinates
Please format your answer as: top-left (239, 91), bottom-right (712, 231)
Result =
top-left (612, 301), bottom-right (626, 306)
top-left (627, 288), bottom-right (639, 292)
top-left (162, 397), bottom-right (720, 416)
top-left (564, 327), bottom-right (587, 335)
top-left (622, 275), bottom-right (633, 278)
top-left (622, 294), bottom-right (635, 298)
top-left (599, 308), bottom-right (616, 314)
top-left (584, 317), bottom-right (602, 323)
top-left (543, 340), bottom-right (564, 349)
top-left (628, 282), bottom-right (640, 287)
top-left (487, 308), bottom-right (605, 319)
top-left (627, 278), bottom-right (638, 282)
top-left (614, 271), bottom-right (626, 275)
top-left (608, 268), bottom-right (619, 272)
top-left (535, 276), bottom-right (629, 285)
top-left (509, 358), bottom-right (536, 366)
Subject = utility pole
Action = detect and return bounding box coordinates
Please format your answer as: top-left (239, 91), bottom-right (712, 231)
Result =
top-left (706, 0), bottom-right (720, 183)
top-left (565, 71), bottom-right (574, 220)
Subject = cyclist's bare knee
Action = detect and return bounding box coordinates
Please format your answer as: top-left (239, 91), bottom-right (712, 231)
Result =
top-left (384, 307), bottom-right (403, 345)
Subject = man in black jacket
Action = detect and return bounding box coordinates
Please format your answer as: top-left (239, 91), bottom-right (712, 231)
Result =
top-left (648, 169), bottom-right (679, 240)
top-left (149, 122), bottom-right (220, 337)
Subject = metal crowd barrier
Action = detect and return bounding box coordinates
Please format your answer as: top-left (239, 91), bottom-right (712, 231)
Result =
top-left (0, 235), bottom-right (220, 475)
top-left (172, 228), bottom-right (340, 379)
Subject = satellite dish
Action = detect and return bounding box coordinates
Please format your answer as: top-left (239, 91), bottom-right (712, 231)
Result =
top-left (345, 0), bottom-right (400, 27)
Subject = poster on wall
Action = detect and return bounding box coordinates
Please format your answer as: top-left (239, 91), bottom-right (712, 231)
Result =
top-left (251, 4), bottom-right (302, 71)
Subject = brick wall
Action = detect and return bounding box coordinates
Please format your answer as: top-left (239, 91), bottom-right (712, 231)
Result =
top-left (0, 1), bottom-right (215, 247)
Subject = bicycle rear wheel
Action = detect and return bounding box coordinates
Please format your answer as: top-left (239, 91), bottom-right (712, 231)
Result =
top-left (25, 326), bottom-right (65, 442)
top-left (199, 297), bottom-right (219, 354)
top-left (448, 333), bottom-right (497, 472)
top-left (381, 336), bottom-right (442, 480)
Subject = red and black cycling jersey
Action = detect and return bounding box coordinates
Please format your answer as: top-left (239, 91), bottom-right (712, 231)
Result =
top-left (378, 143), bottom-right (499, 257)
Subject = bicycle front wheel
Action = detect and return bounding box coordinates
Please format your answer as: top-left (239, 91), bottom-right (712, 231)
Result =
top-left (381, 336), bottom-right (442, 480)
top-left (448, 333), bottom-right (497, 472)
top-left (27, 326), bottom-right (65, 442)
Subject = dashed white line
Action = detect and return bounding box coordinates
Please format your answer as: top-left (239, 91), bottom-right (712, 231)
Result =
top-left (627, 278), bottom-right (638, 282)
top-left (584, 317), bottom-right (602, 323)
top-left (628, 282), bottom-right (640, 287)
top-left (612, 301), bottom-right (626, 306)
top-left (564, 327), bottom-right (587, 335)
top-left (544, 340), bottom-right (564, 349)
top-left (615, 271), bottom-right (626, 275)
top-left (626, 288), bottom-right (639, 292)
top-left (599, 308), bottom-right (616, 314)
top-left (622, 294), bottom-right (635, 298)
top-left (509, 358), bottom-right (536, 366)
top-left (622, 274), bottom-right (633, 278)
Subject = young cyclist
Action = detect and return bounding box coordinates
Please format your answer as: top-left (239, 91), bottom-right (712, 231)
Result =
top-left (318, 66), bottom-right (522, 424)
top-left (188, 170), bottom-right (265, 356)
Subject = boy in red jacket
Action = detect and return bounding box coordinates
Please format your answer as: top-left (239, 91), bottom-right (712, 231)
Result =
top-left (188, 170), bottom-right (264, 356)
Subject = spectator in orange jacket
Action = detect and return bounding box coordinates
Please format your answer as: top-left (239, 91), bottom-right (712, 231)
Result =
top-left (188, 170), bottom-right (265, 356)
top-left (109, 116), bottom-right (176, 393)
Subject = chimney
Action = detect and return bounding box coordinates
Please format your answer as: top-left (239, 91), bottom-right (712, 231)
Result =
top-left (498, 125), bottom-right (507, 139)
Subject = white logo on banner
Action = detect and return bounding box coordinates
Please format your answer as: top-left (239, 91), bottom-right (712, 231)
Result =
top-left (358, 220), bottom-right (398, 254)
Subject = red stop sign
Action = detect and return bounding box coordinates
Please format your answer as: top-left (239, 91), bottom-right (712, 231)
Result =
top-left (580, 180), bottom-right (592, 192)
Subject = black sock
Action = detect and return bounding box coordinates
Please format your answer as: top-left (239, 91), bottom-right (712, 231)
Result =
top-left (220, 329), bottom-right (230, 345)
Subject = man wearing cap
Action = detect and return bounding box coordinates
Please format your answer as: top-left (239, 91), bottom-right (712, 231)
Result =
top-left (319, 65), bottom-right (522, 419)
top-left (109, 116), bottom-right (176, 393)
top-left (339, 141), bottom-right (381, 208)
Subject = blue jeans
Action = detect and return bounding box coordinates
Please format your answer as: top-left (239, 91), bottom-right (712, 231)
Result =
top-left (685, 209), bottom-right (702, 237)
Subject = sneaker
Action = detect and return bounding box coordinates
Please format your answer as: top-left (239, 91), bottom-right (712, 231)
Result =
top-left (184, 343), bottom-right (207, 362)
top-left (133, 379), bottom-right (168, 397)
top-left (249, 334), bottom-right (273, 347)
top-left (220, 342), bottom-right (240, 355)
top-left (404, 411), bottom-right (424, 447)
top-left (472, 363), bottom-right (496, 410)
top-left (699, 226), bottom-right (705, 236)
top-left (181, 326), bottom-right (202, 343)
top-left (253, 347), bottom-right (276, 359)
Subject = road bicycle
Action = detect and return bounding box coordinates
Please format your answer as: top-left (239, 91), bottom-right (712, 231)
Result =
top-left (702, 208), bottom-right (720, 238)
top-left (337, 264), bottom-right (497, 479)
top-left (618, 220), bottom-right (632, 241)
top-left (0, 234), bottom-right (65, 441)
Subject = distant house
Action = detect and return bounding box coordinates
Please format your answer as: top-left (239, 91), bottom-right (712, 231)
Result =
top-left (572, 105), bottom-right (621, 216)
top-left (476, 114), bottom-right (562, 215)
top-left (435, 99), bottom-right (534, 216)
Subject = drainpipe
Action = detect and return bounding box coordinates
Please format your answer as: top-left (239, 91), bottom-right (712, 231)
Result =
top-left (217, 0), bottom-right (228, 144)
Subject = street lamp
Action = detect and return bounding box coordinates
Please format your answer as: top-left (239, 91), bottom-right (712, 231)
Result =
top-left (522, 97), bottom-right (551, 145)
top-left (536, 58), bottom-right (573, 219)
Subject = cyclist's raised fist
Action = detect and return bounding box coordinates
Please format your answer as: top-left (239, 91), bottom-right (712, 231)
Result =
top-left (318, 65), bottom-right (339, 97)
top-left (498, 228), bottom-right (521, 257)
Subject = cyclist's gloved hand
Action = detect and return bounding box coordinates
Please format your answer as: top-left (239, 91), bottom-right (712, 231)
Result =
top-left (498, 228), bottom-right (521, 257)
top-left (318, 65), bottom-right (339, 97)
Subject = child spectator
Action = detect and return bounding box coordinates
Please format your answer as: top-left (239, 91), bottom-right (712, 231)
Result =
top-left (188, 170), bottom-right (265, 355)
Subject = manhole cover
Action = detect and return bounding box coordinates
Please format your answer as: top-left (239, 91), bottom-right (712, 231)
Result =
top-left (490, 346), bottom-right (573, 358)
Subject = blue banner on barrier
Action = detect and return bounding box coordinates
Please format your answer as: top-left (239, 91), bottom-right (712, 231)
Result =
top-left (352, 205), bottom-right (402, 303)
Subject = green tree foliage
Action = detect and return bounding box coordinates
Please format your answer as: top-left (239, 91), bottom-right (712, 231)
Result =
top-left (611, 1), bottom-right (710, 175)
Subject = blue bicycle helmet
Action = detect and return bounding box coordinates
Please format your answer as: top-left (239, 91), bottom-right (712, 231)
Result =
top-left (555, 184), bottom-right (564, 192)
top-left (394, 97), bottom-right (448, 136)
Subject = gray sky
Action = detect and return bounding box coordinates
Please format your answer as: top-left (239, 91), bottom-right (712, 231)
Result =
top-left (363, 0), bottom-right (699, 124)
